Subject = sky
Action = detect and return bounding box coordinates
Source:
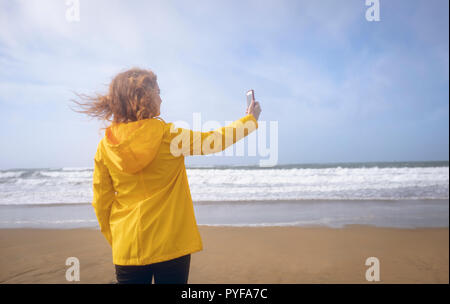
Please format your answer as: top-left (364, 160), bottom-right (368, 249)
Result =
top-left (0, 0), bottom-right (448, 169)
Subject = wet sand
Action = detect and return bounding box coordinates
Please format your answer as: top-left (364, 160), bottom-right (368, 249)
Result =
top-left (0, 225), bottom-right (448, 284)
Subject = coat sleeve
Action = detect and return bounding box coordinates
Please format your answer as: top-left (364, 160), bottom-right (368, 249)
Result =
top-left (92, 144), bottom-right (115, 246)
top-left (167, 114), bottom-right (259, 156)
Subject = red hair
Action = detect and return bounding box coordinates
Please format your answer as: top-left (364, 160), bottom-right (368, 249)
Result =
top-left (73, 68), bottom-right (160, 123)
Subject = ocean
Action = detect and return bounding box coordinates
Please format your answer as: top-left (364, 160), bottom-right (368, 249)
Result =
top-left (0, 161), bottom-right (448, 228)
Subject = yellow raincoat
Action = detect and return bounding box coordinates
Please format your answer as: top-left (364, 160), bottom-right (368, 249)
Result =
top-left (92, 114), bottom-right (258, 265)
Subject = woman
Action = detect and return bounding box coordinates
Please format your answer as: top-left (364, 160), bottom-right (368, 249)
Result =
top-left (75, 67), bottom-right (261, 284)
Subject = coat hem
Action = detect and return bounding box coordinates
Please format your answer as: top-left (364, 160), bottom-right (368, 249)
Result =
top-left (112, 245), bottom-right (203, 266)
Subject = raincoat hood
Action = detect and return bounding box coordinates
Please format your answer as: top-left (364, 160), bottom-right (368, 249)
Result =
top-left (101, 118), bottom-right (164, 174)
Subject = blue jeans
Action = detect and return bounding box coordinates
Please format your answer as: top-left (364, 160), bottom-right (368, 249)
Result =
top-left (115, 254), bottom-right (191, 284)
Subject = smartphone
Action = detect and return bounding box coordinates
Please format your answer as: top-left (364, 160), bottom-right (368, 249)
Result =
top-left (246, 89), bottom-right (255, 108)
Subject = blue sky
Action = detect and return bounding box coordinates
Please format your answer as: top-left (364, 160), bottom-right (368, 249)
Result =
top-left (0, 0), bottom-right (448, 169)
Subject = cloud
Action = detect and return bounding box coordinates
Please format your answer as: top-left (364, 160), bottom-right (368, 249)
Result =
top-left (0, 0), bottom-right (448, 167)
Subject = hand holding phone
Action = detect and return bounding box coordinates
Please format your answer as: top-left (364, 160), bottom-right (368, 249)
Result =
top-left (246, 89), bottom-right (255, 108)
top-left (246, 89), bottom-right (261, 120)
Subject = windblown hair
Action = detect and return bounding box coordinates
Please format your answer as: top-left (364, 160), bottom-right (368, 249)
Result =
top-left (73, 68), bottom-right (160, 123)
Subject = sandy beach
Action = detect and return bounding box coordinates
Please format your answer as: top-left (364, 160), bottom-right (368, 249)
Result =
top-left (0, 225), bottom-right (448, 284)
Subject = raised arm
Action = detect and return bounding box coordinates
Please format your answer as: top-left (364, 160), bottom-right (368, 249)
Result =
top-left (168, 114), bottom-right (259, 156)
